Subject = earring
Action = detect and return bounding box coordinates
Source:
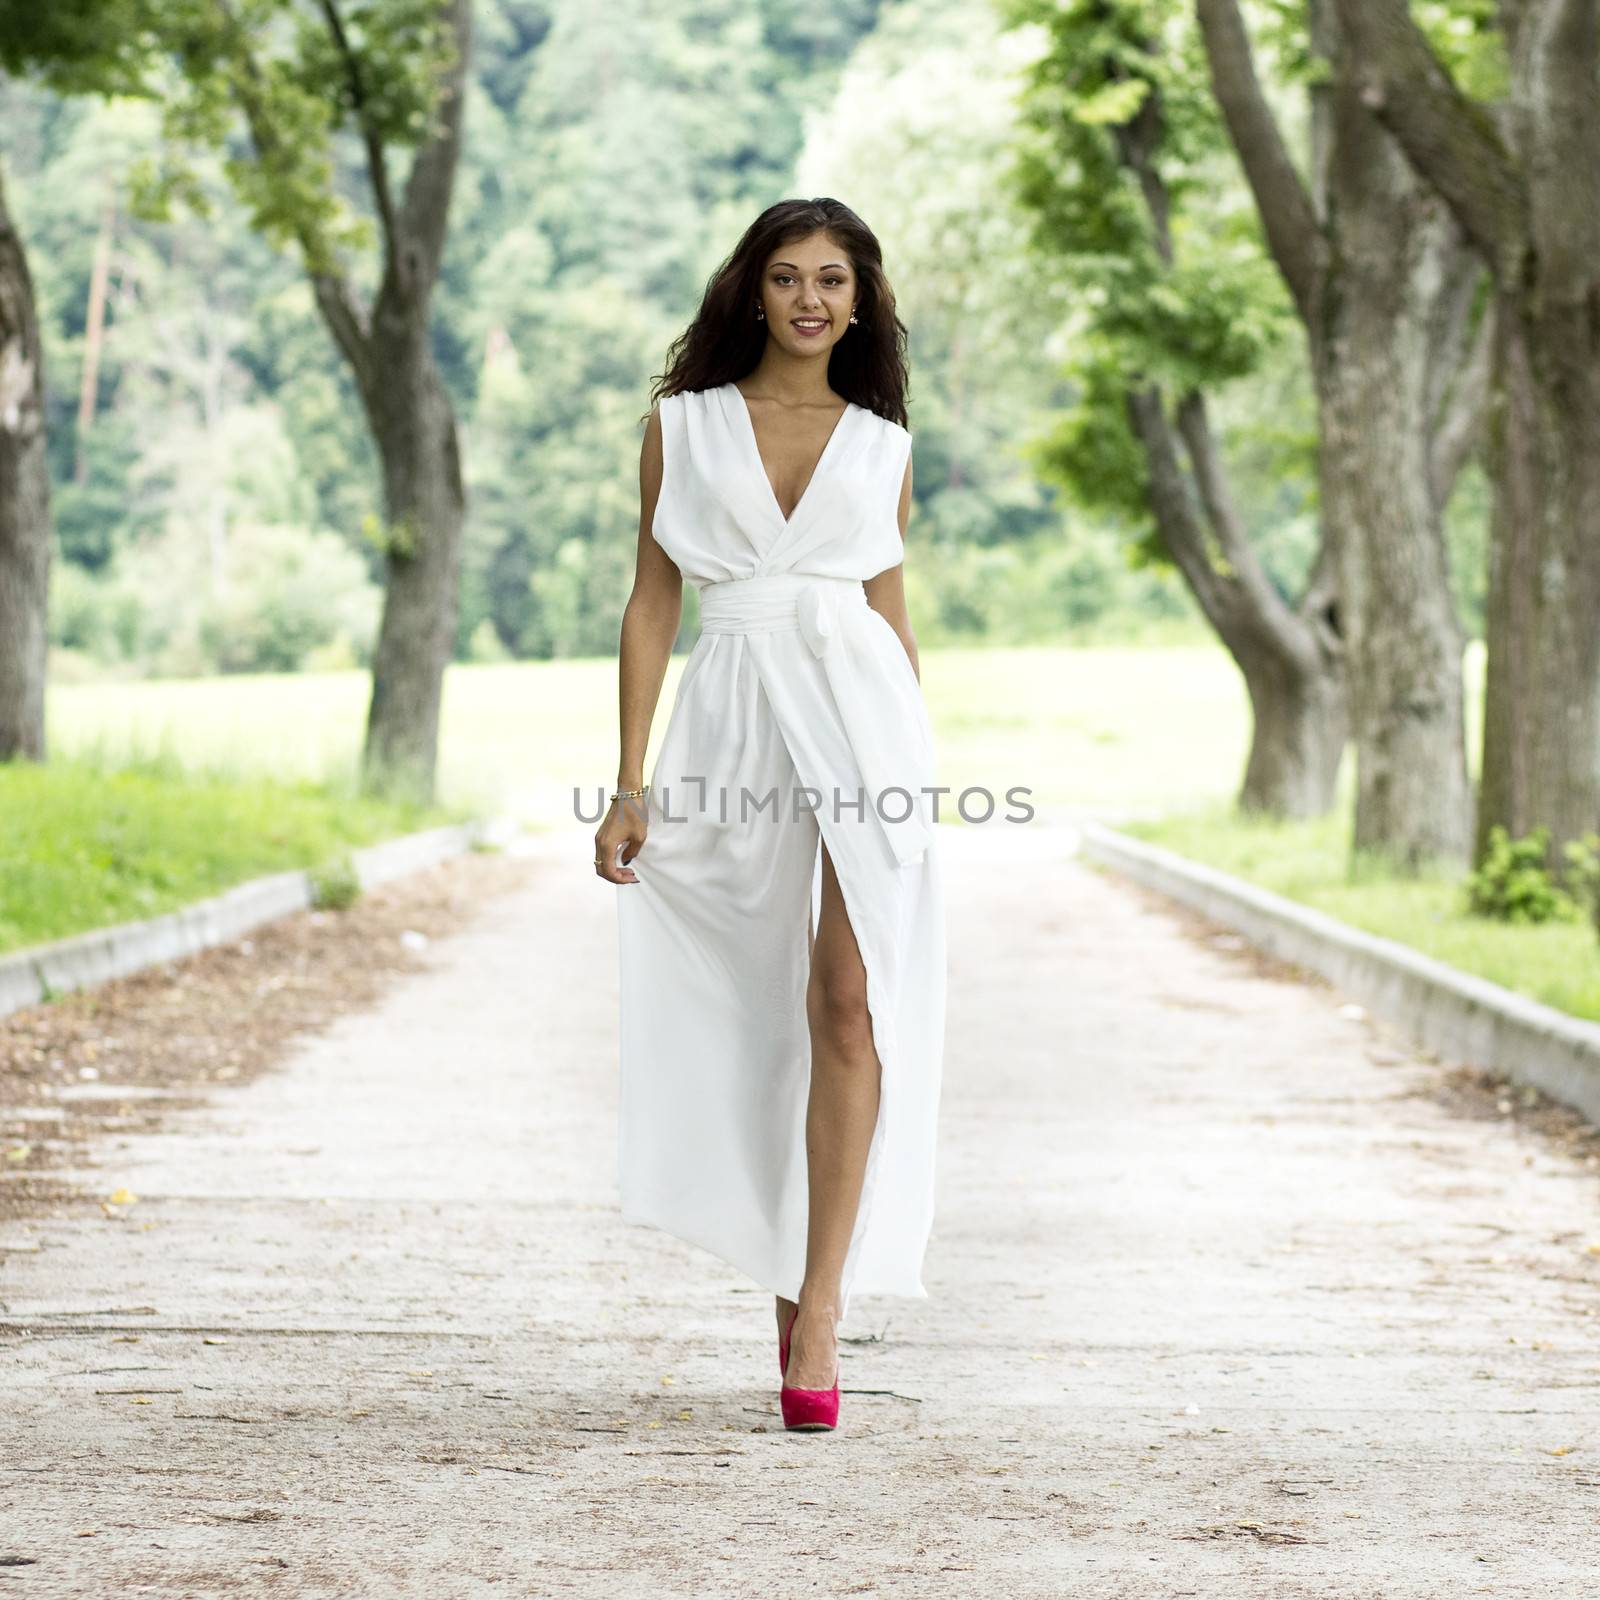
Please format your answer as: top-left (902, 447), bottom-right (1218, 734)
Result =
top-left (848, 307), bottom-right (858, 325)
top-left (755, 305), bottom-right (765, 320)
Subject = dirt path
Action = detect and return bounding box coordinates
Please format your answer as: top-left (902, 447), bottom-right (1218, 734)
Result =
top-left (3, 823), bottom-right (1598, 1597)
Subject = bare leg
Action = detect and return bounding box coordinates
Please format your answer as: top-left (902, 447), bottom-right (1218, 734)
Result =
top-left (777, 836), bottom-right (881, 1388)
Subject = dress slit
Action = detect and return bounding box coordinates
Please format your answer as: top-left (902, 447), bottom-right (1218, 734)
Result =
top-left (802, 769), bottom-right (894, 1329)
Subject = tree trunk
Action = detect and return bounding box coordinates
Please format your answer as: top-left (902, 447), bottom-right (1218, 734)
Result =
top-left (1313, 98), bottom-right (1473, 868)
top-left (1236, 639), bottom-right (1348, 818)
top-left (0, 169), bottom-right (50, 763)
top-left (357, 313), bottom-right (466, 802)
top-left (1476, 289), bottom-right (1600, 869)
top-left (1198, 0), bottom-right (1477, 871)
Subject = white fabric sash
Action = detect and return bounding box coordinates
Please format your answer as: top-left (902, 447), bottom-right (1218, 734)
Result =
top-left (698, 573), bottom-right (932, 867)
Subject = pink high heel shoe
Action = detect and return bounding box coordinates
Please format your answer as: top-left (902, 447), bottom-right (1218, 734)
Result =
top-left (781, 1371), bottom-right (840, 1431)
top-left (779, 1309), bottom-right (841, 1432)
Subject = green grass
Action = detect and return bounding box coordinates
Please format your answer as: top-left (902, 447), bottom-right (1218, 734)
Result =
top-left (1120, 800), bottom-right (1600, 1024)
top-left (0, 743), bottom-right (464, 955)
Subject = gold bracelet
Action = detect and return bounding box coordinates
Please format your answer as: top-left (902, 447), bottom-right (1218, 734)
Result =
top-left (610, 785), bottom-right (649, 801)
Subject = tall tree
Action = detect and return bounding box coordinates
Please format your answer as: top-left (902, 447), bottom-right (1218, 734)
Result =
top-left (1005, 0), bottom-right (1349, 819)
top-left (1196, 0), bottom-right (1487, 872)
top-left (1332, 0), bottom-right (1600, 883)
top-left (161, 0), bottom-right (474, 801)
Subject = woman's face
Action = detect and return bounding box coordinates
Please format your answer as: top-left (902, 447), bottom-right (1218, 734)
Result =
top-left (756, 232), bottom-right (857, 358)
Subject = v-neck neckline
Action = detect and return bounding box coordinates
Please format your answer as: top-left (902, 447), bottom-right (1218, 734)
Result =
top-left (724, 382), bottom-right (857, 529)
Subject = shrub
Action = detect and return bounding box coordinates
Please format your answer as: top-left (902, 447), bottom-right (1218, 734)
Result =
top-left (1562, 832), bottom-right (1600, 944)
top-left (308, 852), bottom-right (361, 911)
top-left (1464, 826), bottom-right (1581, 925)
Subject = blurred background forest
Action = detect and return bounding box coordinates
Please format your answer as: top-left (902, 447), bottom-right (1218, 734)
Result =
top-left (8, 0), bottom-right (1484, 682)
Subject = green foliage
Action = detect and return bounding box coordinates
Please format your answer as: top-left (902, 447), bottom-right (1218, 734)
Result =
top-left (1414, 0), bottom-right (1508, 101)
top-left (1024, 346), bottom-right (1149, 523)
top-left (0, 0), bottom-right (154, 94)
top-left (117, 0), bottom-right (456, 273)
top-left (1001, 0), bottom-right (1296, 558)
top-left (1464, 826), bottom-right (1584, 926)
top-left (48, 522), bottom-right (381, 677)
top-left (1072, 76), bottom-right (1153, 126)
top-left (900, 520), bottom-right (1195, 646)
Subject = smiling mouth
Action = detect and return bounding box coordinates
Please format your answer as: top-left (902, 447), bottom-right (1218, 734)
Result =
top-left (792, 319), bottom-right (828, 329)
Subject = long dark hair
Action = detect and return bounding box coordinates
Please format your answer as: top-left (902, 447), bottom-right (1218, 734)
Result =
top-left (648, 198), bottom-right (910, 427)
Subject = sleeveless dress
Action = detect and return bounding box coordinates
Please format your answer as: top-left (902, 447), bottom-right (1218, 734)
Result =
top-left (612, 380), bottom-right (946, 1327)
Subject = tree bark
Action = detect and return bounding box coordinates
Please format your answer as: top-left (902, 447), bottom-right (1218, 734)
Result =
top-left (1198, 0), bottom-right (1476, 871)
top-left (351, 310), bottom-right (466, 801)
top-left (0, 167), bottom-right (50, 762)
top-left (1312, 57), bottom-right (1474, 866)
top-left (1333, 0), bottom-right (1600, 880)
top-left (1477, 288), bottom-right (1600, 870)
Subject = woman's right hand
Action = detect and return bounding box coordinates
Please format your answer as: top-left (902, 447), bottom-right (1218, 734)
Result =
top-left (595, 792), bottom-right (648, 884)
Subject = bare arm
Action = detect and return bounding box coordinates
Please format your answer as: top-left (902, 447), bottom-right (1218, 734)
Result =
top-left (596, 405), bottom-right (683, 884)
top-left (863, 445), bottom-right (921, 684)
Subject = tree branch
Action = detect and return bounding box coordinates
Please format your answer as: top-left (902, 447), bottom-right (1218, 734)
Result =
top-left (310, 274), bottom-right (376, 391)
top-left (1125, 385), bottom-right (1243, 636)
top-left (1173, 388), bottom-right (1311, 665)
top-left (397, 0), bottom-right (472, 294)
top-left (1195, 0), bottom-right (1324, 324)
top-left (1430, 294), bottom-right (1493, 506)
top-left (1330, 0), bottom-right (1526, 276)
top-left (317, 0), bottom-right (400, 278)
top-left (1422, 214), bottom-right (1481, 432)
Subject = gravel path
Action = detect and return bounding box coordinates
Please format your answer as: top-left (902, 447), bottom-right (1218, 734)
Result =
top-left (3, 822), bottom-right (1597, 1597)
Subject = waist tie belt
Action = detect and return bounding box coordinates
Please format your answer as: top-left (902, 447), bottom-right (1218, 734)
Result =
top-left (697, 573), bottom-right (931, 867)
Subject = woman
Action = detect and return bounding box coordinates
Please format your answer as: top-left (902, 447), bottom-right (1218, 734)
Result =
top-left (595, 198), bottom-right (946, 1434)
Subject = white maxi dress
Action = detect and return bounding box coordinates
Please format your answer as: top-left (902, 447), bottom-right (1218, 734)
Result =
top-left (613, 381), bottom-right (946, 1326)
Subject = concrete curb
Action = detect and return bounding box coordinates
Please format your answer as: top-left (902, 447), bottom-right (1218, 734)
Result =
top-left (0, 813), bottom-right (522, 1022)
top-left (1078, 820), bottom-right (1600, 1126)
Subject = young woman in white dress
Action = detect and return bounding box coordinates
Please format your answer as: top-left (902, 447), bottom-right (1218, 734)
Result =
top-left (595, 199), bottom-right (946, 1433)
